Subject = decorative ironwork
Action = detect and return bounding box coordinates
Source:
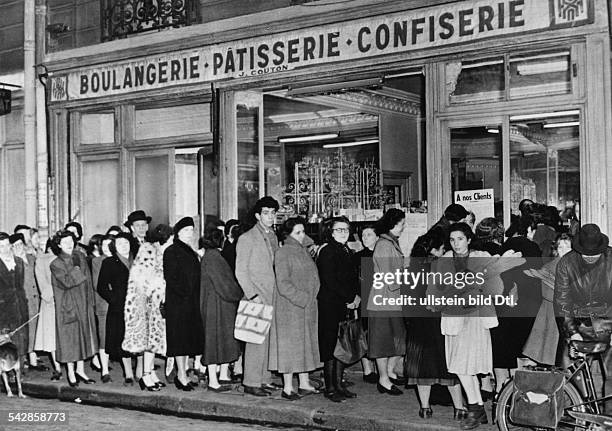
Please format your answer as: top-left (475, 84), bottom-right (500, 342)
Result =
top-left (101, 0), bottom-right (199, 41)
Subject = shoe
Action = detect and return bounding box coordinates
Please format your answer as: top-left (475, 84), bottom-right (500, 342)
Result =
top-left (50, 371), bottom-right (62, 381)
top-left (454, 407), bottom-right (468, 420)
top-left (480, 389), bottom-right (495, 402)
top-left (244, 385), bottom-right (270, 397)
top-left (281, 391), bottom-right (301, 401)
top-left (419, 407), bottom-right (433, 419)
top-left (460, 404), bottom-right (488, 430)
top-left (261, 382), bottom-right (283, 391)
top-left (101, 374), bottom-right (112, 384)
top-left (90, 362), bottom-right (102, 373)
top-left (219, 376), bottom-right (242, 385)
top-left (154, 380), bottom-right (166, 388)
top-left (174, 376), bottom-right (194, 392)
top-left (323, 391), bottom-right (345, 403)
top-left (207, 384), bottom-right (232, 393)
top-left (67, 377), bottom-right (78, 387)
top-left (139, 377), bottom-right (161, 392)
top-left (389, 376), bottom-right (407, 386)
top-left (362, 373), bottom-right (378, 384)
top-left (75, 373), bottom-right (96, 384)
top-left (309, 376), bottom-right (324, 390)
top-left (124, 377), bottom-right (134, 386)
top-left (376, 382), bottom-right (403, 395)
top-left (165, 369), bottom-right (176, 384)
top-left (337, 386), bottom-right (356, 398)
top-left (29, 364), bottom-right (49, 371)
top-left (297, 388), bottom-right (320, 396)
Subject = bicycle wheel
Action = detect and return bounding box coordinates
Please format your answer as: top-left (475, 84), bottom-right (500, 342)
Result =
top-left (496, 380), bottom-right (586, 431)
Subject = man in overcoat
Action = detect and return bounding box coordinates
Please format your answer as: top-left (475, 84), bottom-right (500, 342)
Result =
top-left (235, 196), bottom-right (280, 396)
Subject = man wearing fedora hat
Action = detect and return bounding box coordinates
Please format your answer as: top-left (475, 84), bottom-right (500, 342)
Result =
top-left (554, 223), bottom-right (612, 344)
top-left (124, 210), bottom-right (152, 257)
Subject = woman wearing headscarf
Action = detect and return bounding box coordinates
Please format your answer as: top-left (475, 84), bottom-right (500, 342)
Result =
top-left (10, 233), bottom-right (41, 370)
top-left (0, 232), bottom-right (28, 358)
top-left (34, 239), bottom-right (62, 380)
top-left (164, 217), bottom-right (205, 391)
top-left (97, 232), bottom-right (136, 385)
top-left (317, 216), bottom-right (360, 402)
top-left (269, 217), bottom-right (321, 400)
top-left (50, 229), bottom-right (98, 386)
top-left (199, 228), bottom-right (243, 392)
top-left (369, 209), bottom-right (407, 396)
top-left (123, 224), bottom-right (173, 390)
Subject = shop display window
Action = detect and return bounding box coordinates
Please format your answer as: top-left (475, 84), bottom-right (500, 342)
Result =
top-left (237, 104), bottom-right (261, 222)
top-left (135, 154), bottom-right (170, 225)
top-left (81, 158), bottom-right (120, 235)
top-left (80, 112), bottom-right (114, 145)
top-left (447, 57), bottom-right (505, 104)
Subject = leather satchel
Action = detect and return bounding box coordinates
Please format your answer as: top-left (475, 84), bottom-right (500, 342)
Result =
top-left (509, 368), bottom-right (566, 429)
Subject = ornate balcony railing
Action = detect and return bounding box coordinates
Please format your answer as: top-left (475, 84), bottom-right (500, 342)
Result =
top-left (101, 0), bottom-right (199, 42)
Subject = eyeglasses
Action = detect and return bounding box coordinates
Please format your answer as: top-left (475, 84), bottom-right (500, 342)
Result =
top-left (333, 228), bottom-right (350, 233)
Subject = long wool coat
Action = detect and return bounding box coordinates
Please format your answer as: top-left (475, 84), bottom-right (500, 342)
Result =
top-left (164, 239), bottom-right (205, 357)
top-left (34, 252), bottom-right (57, 352)
top-left (317, 239), bottom-right (359, 362)
top-left (21, 254), bottom-right (39, 352)
top-left (200, 248), bottom-right (242, 365)
top-left (50, 252), bottom-right (98, 363)
top-left (97, 255), bottom-right (131, 359)
top-left (269, 236), bottom-right (321, 373)
top-left (123, 243), bottom-right (167, 355)
top-left (0, 257), bottom-right (28, 355)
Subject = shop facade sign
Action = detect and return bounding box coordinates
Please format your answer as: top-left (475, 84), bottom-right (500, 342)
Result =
top-left (50, 0), bottom-right (593, 102)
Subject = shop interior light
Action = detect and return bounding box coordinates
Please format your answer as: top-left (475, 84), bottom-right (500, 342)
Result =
top-left (278, 133), bottom-right (338, 143)
top-left (487, 128), bottom-right (500, 134)
top-left (510, 110), bottom-right (579, 121)
top-left (543, 121), bottom-right (580, 129)
top-left (323, 139), bottom-right (379, 148)
top-left (461, 59), bottom-right (504, 69)
top-left (286, 78), bottom-right (383, 97)
top-left (385, 70), bottom-right (423, 79)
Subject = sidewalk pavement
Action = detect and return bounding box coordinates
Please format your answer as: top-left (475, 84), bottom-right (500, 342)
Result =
top-left (17, 363), bottom-right (496, 431)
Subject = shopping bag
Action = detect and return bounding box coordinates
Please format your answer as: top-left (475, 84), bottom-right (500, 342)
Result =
top-left (509, 368), bottom-right (565, 429)
top-left (334, 310), bottom-right (368, 364)
top-left (234, 300), bottom-right (273, 344)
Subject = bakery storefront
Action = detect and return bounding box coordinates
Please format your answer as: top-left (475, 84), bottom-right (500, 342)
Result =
top-left (46, 0), bottom-right (611, 239)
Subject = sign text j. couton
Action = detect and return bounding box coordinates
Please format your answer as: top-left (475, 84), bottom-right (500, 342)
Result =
top-left (50, 0), bottom-right (593, 101)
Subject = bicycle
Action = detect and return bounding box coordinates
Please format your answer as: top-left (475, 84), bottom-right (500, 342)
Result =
top-left (496, 339), bottom-right (612, 430)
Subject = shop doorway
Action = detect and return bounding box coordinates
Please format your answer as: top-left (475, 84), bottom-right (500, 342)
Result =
top-left (231, 71), bottom-right (426, 228)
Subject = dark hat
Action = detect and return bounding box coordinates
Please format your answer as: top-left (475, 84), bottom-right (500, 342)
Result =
top-left (9, 233), bottom-right (25, 244)
top-left (444, 203), bottom-right (469, 223)
top-left (13, 224), bottom-right (31, 233)
top-left (173, 217), bottom-right (195, 235)
top-left (572, 224), bottom-right (609, 256)
top-left (124, 210), bottom-right (152, 228)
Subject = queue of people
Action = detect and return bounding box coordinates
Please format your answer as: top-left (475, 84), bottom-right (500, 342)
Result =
top-left (1, 197), bottom-right (610, 431)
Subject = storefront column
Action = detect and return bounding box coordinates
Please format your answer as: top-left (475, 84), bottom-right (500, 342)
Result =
top-left (36, 0), bottom-right (49, 241)
top-left (24, 0), bottom-right (37, 226)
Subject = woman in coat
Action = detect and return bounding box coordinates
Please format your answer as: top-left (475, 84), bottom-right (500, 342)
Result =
top-left (91, 234), bottom-right (112, 382)
top-left (34, 239), bottom-right (63, 380)
top-left (270, 217), bottom-right (321, 400)
top-left (0, 232), bottom-right (28, 357)
top-left (10, 233), bottom-right (40, 369)
top-left (164, 217), bottom-right (205, 391)
top-left (317, 216), bottom-right (360, 402)
top-left (369, 208), bottom-right (407, 396)
top-left (199, 228), bottom-right (243, 392)
top-left (50, 229), bottom-right (98, 386)
top-left (97, 232), bottom-right (137, 385)
top-left (123, 224), bottom-right (173, 390)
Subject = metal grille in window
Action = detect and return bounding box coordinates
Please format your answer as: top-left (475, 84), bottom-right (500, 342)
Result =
top-left (101, 0), bottom-right (199, 41)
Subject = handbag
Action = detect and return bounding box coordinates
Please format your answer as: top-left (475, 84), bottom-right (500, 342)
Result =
top-left (509, 368), bottom-right (566, 429)
top-left (333, 310), bottom-right (368, 364)
top-left (233, 299), bottom-right (273, 344)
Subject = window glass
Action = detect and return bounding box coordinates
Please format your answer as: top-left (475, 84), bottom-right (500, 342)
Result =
top-left (135, 104), bottom-right (210, 140)
top-left (448, 58), bottom-right (504, 104)
top-left (509, 50), bottom-right (571, 99)
top-left (3, 147), bottom-right (25, 230)
top-left (135, 155), bottom-right (169, 225)
top-left (81, 158), bottom-right (119, 239)
top-left (80, 112), bottom-right (114, 145)
top-left (237, 105), bottom-right (260, 221)
top-left (175, 148), bottom-right (199, 221)
top-left (510, 111), bottom-right (580, 223)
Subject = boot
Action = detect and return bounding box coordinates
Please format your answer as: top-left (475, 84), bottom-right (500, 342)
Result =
top-left (334, 360), bottom-right (356, 398)
top-left (460, 403), bottom-right (488, 430)
top-left (323, 360), bottom-right (344, 402)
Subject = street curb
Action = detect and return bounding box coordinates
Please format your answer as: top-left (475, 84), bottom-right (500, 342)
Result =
top-left (22, 381), bottom-right (458, 431)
